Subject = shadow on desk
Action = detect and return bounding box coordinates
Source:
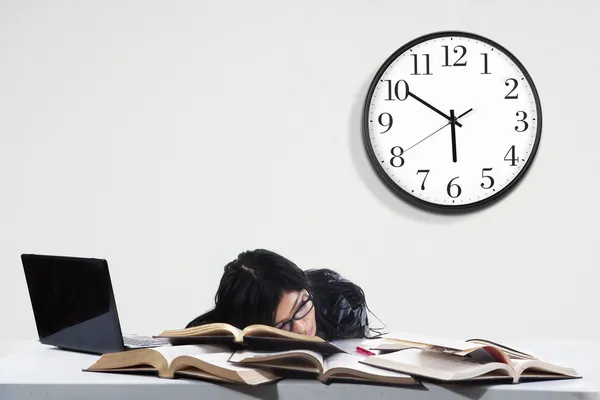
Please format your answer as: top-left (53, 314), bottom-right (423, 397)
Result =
top-left (222, 381), bottom-right (428, 400)
top-left (437, 378), bottom-right (585, 400)
top-left (219, 383), bottom-right (279, 400)
top-left (432, 382), bottom-right (491, 400)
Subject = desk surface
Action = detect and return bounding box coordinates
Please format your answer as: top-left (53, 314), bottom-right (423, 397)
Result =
top-left (0, 341), bottom-right (598, 400)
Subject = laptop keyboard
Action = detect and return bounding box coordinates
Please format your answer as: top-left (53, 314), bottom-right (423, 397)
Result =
top-left (123, 335), bottom-right (170, 348)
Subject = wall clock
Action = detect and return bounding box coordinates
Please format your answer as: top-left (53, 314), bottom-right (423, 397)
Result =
top-left (362, 31), bottom-right (542, 212)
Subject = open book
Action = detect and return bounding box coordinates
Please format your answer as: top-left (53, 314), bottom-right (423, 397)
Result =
top-left (370, 333), bottom-right (538, 362)
top-left (229, 349), bottom-right (419, 386)
top-left (84, 344), bottom-right (281, 385)
top-left (360, 348), bottom-right (581, 384)
top-left (155, 323), bottom-right (346, 355)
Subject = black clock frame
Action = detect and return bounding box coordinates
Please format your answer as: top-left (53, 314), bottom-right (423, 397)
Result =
top-left (362, 30), bottom-right (543, 213)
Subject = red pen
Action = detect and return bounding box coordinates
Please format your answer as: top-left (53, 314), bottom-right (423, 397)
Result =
top-left (356, 346), bottom-right (376, 356)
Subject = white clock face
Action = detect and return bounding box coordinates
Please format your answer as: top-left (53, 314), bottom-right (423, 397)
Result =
top-left (364, 32), bottom-right (541, 210)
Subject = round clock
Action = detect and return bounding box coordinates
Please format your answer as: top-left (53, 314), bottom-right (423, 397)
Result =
top-left (363, 31), bottom-right (542, 211)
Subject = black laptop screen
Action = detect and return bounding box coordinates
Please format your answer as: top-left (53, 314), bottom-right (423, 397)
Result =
top-left (22, 255), bottom-right (112, 338)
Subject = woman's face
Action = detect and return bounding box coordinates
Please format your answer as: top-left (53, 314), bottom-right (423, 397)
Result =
top-left (273, 290), bottom-right (316, 336)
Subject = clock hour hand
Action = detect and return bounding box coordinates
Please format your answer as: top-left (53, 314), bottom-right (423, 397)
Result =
top-left (456, 108), bottom-right (473, 119)
top-left (408, 92), bottom-right (463, 128)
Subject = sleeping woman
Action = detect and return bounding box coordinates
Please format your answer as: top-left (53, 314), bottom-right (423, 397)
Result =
top-left (186, 248), bottom-right (384, 341)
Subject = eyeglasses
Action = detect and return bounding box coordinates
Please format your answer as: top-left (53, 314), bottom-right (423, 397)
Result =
top-left (275, 293), bottom-right (314, 332)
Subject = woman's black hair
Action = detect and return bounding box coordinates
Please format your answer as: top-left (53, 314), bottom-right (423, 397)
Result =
top-left (186, 249), bottom-right (386, 340)
top-left (306, 268), bottom-right (385, 341)
top-left (186, 249), bottom-right (312, 329)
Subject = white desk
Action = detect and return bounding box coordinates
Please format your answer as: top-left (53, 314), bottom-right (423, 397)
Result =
top-left (0, 341), bottom-right (598, 400)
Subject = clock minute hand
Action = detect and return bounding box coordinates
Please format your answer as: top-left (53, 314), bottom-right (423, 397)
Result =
top-left (450, 109), bottom-right (458, 163)
top-left (448, 108), bottom-right (473, 163)
top-left (408, 92), bottom-right (463, 128)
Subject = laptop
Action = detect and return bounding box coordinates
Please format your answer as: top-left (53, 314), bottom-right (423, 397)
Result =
top-left (21, 253), bottom-right (169, 354)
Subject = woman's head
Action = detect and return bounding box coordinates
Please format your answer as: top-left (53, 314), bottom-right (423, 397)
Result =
top-left (187, 249), bottom-right (317, 336)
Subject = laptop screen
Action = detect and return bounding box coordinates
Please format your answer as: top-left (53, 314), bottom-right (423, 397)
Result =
top-left (21, 254), bottom-right (125, 353)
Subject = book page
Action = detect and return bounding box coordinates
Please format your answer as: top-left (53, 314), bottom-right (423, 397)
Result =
top-left (383, 332), bottom-right (482, 352)
top-left (201, 352), bottom-right (274, 372)
top-left (198, 353), bottom-right (282, 385)
top-left (362, 348), bottom-right (513, 381)
top-left (370, 342), bottom-right (421, 351)
top-left (331, 338), bottom-right (387, 354)
top-left (466, 339), bottom-right (537, 360)
top-left (229, 349), bottom-right (324, 366)
top-left (154, 344), bottom-right (230, 365)
top-left (512, 359), bottom-right (580, 378)
top-left (242, 324), bottom-right (324, 342)
top-left (158, 323), bottom-right (241, 338)
top-left (325, 353), bottom-right (412, 378)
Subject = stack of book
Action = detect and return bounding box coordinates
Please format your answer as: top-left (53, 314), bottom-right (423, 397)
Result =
top-left (84, 323), bottom-right (581, 386)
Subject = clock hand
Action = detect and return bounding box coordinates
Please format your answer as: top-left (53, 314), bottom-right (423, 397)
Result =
top-left (448, 108), bottom-right (474, 162)
top-left (456, 108), bottom-right (473, 119)
top-left (408, 91), bottom-right (463, 128)
top-left (404, 122), bottom-right (449, 153)
top-left (450, 109), bottom-right (458, 163)
top-left (403, 107), bottom-right (473, 154)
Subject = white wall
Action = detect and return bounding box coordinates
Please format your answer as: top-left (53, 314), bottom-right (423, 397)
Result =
top-left (1, 0), bottom-right (598, 348)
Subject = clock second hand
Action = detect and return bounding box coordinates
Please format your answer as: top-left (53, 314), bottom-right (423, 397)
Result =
top-left (403, 108), bottom-right (473, 154)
